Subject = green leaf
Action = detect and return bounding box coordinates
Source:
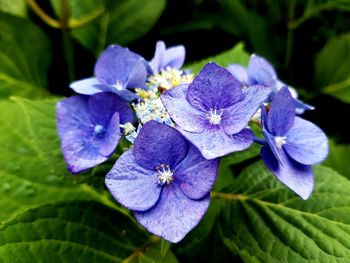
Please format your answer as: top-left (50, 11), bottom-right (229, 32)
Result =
top-left (0, 200), bottom-right (178, 263)
top-left (324, 141), bottom-right (350, 179)
top-left (315, 33), bottom-right (350, 103)
top-left (0, 13), bottom-right (51, 99)
top-left (186, 43), bottom-right (250, 74)
top-left (50, 0), bottom-right (166, 56)
top-left (0, 0), bottom-right (26, 17)
top-left (213, 162), bottom-right (350, 262)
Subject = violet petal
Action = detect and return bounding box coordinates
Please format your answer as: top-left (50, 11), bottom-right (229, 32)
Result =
top-left (134, 183), bottom-right (210, 243)
top-left (261, 146), bottom-right (314, 200)
top-left (267, 87), bottom-right (295, 136)
top-left (187, 63), bottom-right (242, 112)
top-left (284, 117), bottom-right (328, 165)
top-left (133, 121), bottom-right (188, 170)
top-left (161, 84), bottom-right (206, 133)
top-left (222, 85), bottom-right (271, 135)
top-left (175, 144), bottom-right (219, 199)
top-left (105, 150), bottom-right (161, 211)
top-left (180, 127), bottom-right (254, 160)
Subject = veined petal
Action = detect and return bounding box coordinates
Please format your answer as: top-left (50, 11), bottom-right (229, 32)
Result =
top-left (161, 44), bottom-right (185, 70)
top-left (94, 45), bottom-right (148, 88)
top-left (261, 146), bottom-right (314, 200)
top-left (187, 63), bottom-right (242, 112)
top-left (99, 112), bottom-right (121, 157)
top-left (133, 121), bottom-right (188, 170)
top-left (134, 183), bottom-right (210, 243)
top-left (88, 92), bottom-right (134, 125)
top-left (149, 41), bottom-right (186, 73)
top-left (295, 99), bottom-right (315, 114)
top-left (179, 127), bottom-right (254, 160)
top-left (227, 64), bottom-right (249, 85)
top-left (105, 150), bottom-right (161, 211)
top-left (222, 85), bottom-right (271, 135)
top-left (267, 87), bottom-right (295, 136)
top-left (175, 145), bottom-right (219, 199)
top-left (70, 77), bottom-right (103, 95)
top-left (284, 117), bottom-right (328, 165)
top-left (247, 54), bottom-right (277, 87)
top-left (161, 84), bottom-right (205, 133)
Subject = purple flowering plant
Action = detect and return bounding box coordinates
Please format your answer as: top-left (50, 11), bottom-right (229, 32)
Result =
top-left (56, 41), bottom-right (329, 243)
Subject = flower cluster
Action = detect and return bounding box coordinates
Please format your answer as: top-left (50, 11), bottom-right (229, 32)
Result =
top-left (56, 41), bottom-right (328, 242)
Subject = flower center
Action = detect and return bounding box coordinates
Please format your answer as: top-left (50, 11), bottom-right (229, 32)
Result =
top-left (275, 136), bottom-right (287, 147)
top-left (206, 108), bottom-right (223, 125)
top-left (147, 67), bottom-right (194, 91)
top-left (94, 124), bottom-right (105, 136)
top-left (157, 164), bottom-right (174, 185)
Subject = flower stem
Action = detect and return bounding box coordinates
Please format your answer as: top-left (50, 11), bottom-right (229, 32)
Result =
top-left (25, 0), bottom-right (61, 28)
top-left (254, 137), bottom-right (267, 146)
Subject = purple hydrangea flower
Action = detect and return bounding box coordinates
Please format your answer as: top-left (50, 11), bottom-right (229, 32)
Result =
top-left (227, 54), bottom-right (314, 114)
top-left (56, 92), bottom-right (133, 173)
top-left (105, 120), bottom-right (219, 243)
top-left (149, 41), bottom-right (185, 73)
top-left (161, 62), bottom-right (271, 159)
top-left (260, 87), bottom-right (328, 199)
top-left (70, 45), bottom-right (151, 101)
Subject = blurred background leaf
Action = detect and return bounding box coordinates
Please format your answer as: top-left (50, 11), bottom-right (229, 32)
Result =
top-left (0, 0), bottom-right (26, 17)
top-left (315, 33), bottom-right (350, 103)
top-left (50, 0), bottom-right (166, 56)
top-left (0, 13), bottom-right (51, 99)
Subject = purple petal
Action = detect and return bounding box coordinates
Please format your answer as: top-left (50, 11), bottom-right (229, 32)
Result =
top-left (261, 146), bottom-right (314, 200)
top-left (161, 84), bottom-right (206, 133)
top-left (149, 41), bottom-right (186, 73)
top-left (227, 64), bottom-right (249, 85)
top-left (94, 45), bottom-right (148, 88)
top-left (284, 117), bottom-right (328, 165)
top-left (56, 96), bottom-right (107, 173)
top-left (70, 77), bottom-right (104, 95)
top-left (105, 150), bottom-right (161, 211)
top-left (175, 145), bottom-right (219, 199)
top-left (295, 99), bottom-right (315, 114)
top-left (161, 44), bottom-right (185, 70)
top-left (149, 41), bottom-right (166, 73)
top-left (187, 63), bottom-right (242, 112)
top-left (267, 87), bottom-right (295, 136)
top-left (99, 112), bottom-right (121, 157)
top-left (88, 92), bottom-right (134, 125)
top-left (133, 121), bottom-right (188, 170)
top-left (262, 128), bottom-right (285, 166)
top-left (134, 183), bottom-right (210, 243)
top-left (179, 128), bottom-right (254, 160)
top-left (247, 54), bottom-right (277, 87)
top-left (222, 85), bottom-right (271, 135)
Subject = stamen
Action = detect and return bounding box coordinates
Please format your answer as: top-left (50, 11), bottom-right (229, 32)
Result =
top-left (157, 164), bottom-right (174, 185)
top-left (275, 136), bottom-right (287, 147)
top-left (206, 108), bottom-right (224, 125)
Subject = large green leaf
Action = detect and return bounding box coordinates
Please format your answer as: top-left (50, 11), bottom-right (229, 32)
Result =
top-left (186, 43), bottom-right (250, 74)
top-left (50, 0), bottom-right (166, 56)
top-left (315, 33), bottom-right (350, 103)
top-left (213, 162), bottom-right (350, 262)
top-left (0, 201), bottom-right (178, 262)
top-left (0, 13), bottom-right (51, 99)
top-left (324, 141), bottom-right (350, 179)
